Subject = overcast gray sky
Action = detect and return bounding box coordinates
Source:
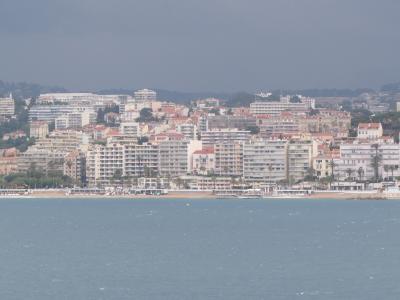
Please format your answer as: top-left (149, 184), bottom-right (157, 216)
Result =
top-left (0, 0), bottom-right (399, 92)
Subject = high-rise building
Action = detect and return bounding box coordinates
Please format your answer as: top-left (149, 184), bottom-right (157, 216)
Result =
top-left (243, 140), bottom-right (288, 183)
top-left (201, 129), bottom-right (251, 146)
top-left (0, 94), bottom-right (15, 116)
top-left (214, 142), bottom-right (243, 176)
top-left (287, 139), bottom-right (317, 183)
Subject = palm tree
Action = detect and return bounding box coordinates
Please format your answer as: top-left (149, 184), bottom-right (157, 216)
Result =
top-left (328, 159), bottom-right (337, 181)
top-left (357, 167), bottom-right (364, 182)
top-left (345, 168), bottom-right (354, 181)
top-left (370, 144), bottom-right (382, 182)
top-left (389, 165), bottom-right (396, 181)
top-left (384, 165), bottom-right (390, 181)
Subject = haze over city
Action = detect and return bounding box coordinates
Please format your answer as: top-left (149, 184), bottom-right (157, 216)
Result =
top-left (1, 0), bottom-right (400, 92)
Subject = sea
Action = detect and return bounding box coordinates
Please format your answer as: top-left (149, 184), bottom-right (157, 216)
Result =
top-left (0, 198), bottom-right (399, 299)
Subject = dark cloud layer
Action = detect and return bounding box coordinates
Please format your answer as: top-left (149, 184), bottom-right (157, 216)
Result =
top-left (0, 0), bottom-right (399, 91)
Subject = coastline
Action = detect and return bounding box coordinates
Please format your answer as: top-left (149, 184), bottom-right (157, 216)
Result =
top-left (1, 190), bottom-right (397, 200)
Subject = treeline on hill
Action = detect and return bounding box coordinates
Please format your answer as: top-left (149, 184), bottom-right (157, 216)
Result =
top-left (350, 109), bottom-right (400, 141)
top-left (0, 80), bottom-right (67, 100)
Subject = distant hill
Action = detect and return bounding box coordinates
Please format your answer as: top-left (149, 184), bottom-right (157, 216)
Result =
top-left (0, 79), bottom-right (386, 106)
top-left (381, 82), bottom-right (400, 93)
top-left (0, 80), bottom-right (67, 100)
top-left (98, 88), bottom-right (231, 104)
top-left (270, 88), bottom-right (373, 98)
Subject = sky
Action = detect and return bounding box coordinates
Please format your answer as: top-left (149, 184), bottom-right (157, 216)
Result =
top-left (0, 0), bottom-right (399, 92)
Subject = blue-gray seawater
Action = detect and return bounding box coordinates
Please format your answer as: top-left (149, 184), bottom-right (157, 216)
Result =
top-left (0, 198), bottom-right (399, 299)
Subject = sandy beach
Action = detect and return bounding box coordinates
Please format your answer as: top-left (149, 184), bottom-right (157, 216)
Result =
top-left (5, 190), bottom-right (394, 200)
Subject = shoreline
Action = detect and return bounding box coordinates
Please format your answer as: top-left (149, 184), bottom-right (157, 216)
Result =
top-left (0, 190), bottom-right (398, 200)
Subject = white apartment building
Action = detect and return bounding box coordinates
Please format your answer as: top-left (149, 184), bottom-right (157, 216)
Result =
top-left (335, 140), bottom-right (400, 181)
top-left (201, 129), bottom-right (251, 146)
top-left (177, 123), bottom-right (197, 140)
top-left (86, 143), bottom-right (124, 187)
top-left (120, 122), bottom-right (140, 137)
top-left (134, 89), bottom-right (157, 102)
top-left (287, 139), bottom-right (317, 183)
top-left (243, 140), bottom-right (288, 183)
top-left (250, 96), bottom-right (315, 116)
top-left (214, 142), bottom-right (243, 176)
top-left (29, 105), bottom-right (76, 123)
top-left (0, 94), bottom-right (15, 116)
top-left (158, 140), bottom-right (190, 177)
top-left (34, 130), bottom-right (90, 154)
top-left (124, 144), bottom-right (159, 178)
top-left (357, 123), bottom-right (383, 140)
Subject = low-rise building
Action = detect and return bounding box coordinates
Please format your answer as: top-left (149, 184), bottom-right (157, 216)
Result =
top-left (192, 147), bottom-right (215, 175)
top-left (357, 123), bottom-right (383, 140)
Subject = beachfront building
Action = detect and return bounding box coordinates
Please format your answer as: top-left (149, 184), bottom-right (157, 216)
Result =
top-left (192, 147), bottom-right (215, 175)
top-left (17, 148), bottom-right (65, 175)
top-left (334, 139), bottom-right (400, 181)
top-left (243, 140), bottom-right (288, 183)
top-left (124, 144), bottom-right (159, 178)
top-left (63, 150), bottom-right (86, 185)
top-left (287, 139), bottom-right (317, 183)
top-left (214, 142), bottom-right (243, 176)
top-left (86, 143), bottom-right (124, 187)
top-left (158, 140), bottom-right (190, 177)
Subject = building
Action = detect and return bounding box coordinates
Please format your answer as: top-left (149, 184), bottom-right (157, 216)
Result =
top-left (158, 140), bottom-right (189, 177)
top-left (30, 121), bottom-right (49, 139)
top-left (0, 94), bottom-right (15, 116)
top-left (357, 123), bottom-right (383, 140)
top-left (192, 147), bottom-right (215, 175)
top-left (55, 111), bottom-right (93, 130)
top-left (120, 122), bottom-right (140, 138)
top-left (207, 115), bottom-right (257, 130)
top-left (18, 148), bottom-right (65, 175)
top-left (201, 129), bottom-right (251, 146)
top-left (29, 105), bottom-right (76, 123)
top-left (34, 130), bottom-right (89, 153)
top-left (214, 142), bottom-right (243, 176)
top-left (177, 123), bottom-right (197, 140)
top-left (250, 95), bottom-right (315, 116)
top-left (63, 150), bottom-right (86, 185)
top-left (0, 148), bottom-right (18, 175)
top-left (243, 140), bottom-right (288, 183)
top-left (335, 140), bottom-right (400, 181)
top-left (86, 143), bottom-right (124, 187)
top-left (124, 144), bottom-right (160, 178)
top-left (134, 89), bottom-right (157, 102)
top-left (287, 139), bottom-right (317, 183)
